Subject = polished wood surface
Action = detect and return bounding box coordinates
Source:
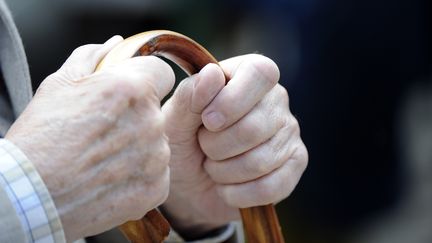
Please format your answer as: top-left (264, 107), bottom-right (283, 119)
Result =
top-left (96, 30), bottom-right (284, 243)
top-left (240, 205), bottom-right (285, 243)
top-left (118, 209), bottom-right (170, 243)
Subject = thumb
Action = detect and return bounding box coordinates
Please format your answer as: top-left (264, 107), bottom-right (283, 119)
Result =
top-left (162, 63), bottom-right (225, 134)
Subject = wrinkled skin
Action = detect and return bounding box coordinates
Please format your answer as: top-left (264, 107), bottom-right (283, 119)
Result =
top-left (6, 36), bottom-right (175, 242)
top-left (5, 35), bottom-right (308, 241)
top-left (161, 54), bottom-right (308, 238)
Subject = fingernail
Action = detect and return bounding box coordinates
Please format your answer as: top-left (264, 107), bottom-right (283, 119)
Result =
top-left (204, 112), bottom-right (225, 130)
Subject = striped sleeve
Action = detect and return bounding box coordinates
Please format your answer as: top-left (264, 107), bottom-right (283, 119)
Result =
top-left (0, 139), bottom-right (66, 243)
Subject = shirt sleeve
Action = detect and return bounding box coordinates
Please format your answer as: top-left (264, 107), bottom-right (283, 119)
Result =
top-left (0, 137), bottom-right (240, 243)
top-left (0, 139), bottom-right (66, 243)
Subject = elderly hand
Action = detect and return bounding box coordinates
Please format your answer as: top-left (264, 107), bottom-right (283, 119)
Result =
top-left (5, 36), bottom-right (175, 242)
top-left (161, 54), bottom-right (308, 238)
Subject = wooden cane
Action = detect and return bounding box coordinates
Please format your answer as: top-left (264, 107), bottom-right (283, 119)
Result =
top-left (95, 30), bottom-right (285, 243)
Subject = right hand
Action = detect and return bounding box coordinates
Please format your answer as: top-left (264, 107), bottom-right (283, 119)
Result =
top-left (5, 36), bottom-right (175, 242)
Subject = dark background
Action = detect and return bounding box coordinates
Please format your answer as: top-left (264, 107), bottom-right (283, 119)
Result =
top-left (7, 0), bottom-right (431, 242)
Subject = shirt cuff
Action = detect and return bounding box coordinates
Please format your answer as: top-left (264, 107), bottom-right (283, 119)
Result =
top-left (0, 139), bottom-right (66, 243)
top-left (166, 222), bottom-right (237, 243)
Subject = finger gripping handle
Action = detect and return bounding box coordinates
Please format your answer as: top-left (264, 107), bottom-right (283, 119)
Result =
top-left (96, 30), bottom-right (285, 243)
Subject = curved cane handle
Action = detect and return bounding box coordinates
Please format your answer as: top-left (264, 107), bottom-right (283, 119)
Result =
top-left (96, 30), bottom-right (285, 243)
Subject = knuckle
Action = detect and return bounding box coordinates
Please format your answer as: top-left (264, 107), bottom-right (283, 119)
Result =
top-left (136, 111), bottom-right (165, 146)
top-left (244, 158), bottom-right (271, 178)
top-left (148, 111), bottom-right (166, 137)
top-left (146, 169), bottom-right (170, 208)
top-left (135, 56), bottom-right (175, 87)
top-left (255, 179), bottom-right (279, 203)
top-left (148, 56), bottom-right (173, 74)
top-left (291, 117), bottom-right (301, 136)
top-left (40, 72), bottom-right (73, 89)
top-left (247, 54), bottom-right (280, 87)
top-left (236, 119), bottom-right (264, 146)
top-left (147, 56), bottom-right (174, 78)
top-left (125, 72), bottom-right (172, 101)
top-left (142, 138), bottom-right (170, 176)
top-left (131, 169), bottom-right (169, 217)
top-left (72, 44), bottom-right (100, 56)
top-left (220, 89), bottom-right (237, 107)
top-left (265, 86), bottom-right (290, 125)
top-left (35, 78), bottom-right (54, 94)
top-left (106, 66), bottom-right (152, 97)
top-left (125, 193), bottom-right (149, 220)
top-left (284, 115), bottom-right (300, 137)
top-left (158, 140), bottom-right (171, 167)
top-left (135, 55), bottom-right (161, 65)
top-left (110, 67), bottom-right (136, 83)
top-left (276, 84), bottom-right (289, 104)
top-left (102, 74), bottom-right (138, 100)
top-left (295, 143), bottom-right (309, 172)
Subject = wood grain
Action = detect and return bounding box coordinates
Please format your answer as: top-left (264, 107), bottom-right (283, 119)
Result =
top-left (240, 205), bottom-right (285, 243)
top-left (96, 30), bottom-right (285, 243)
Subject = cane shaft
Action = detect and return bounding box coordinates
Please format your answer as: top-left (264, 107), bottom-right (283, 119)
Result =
top-left (97, 30), bottom-right (285, 243)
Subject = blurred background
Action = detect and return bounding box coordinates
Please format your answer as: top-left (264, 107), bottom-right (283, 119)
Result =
top-left (6, 0), bottom-right (431, 242)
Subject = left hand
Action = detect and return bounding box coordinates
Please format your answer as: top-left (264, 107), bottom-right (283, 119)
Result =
top-left (161, 54), bottom-right (308, 239)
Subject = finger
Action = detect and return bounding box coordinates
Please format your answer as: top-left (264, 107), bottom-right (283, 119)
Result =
top-left (204, 118), bottom-right (299, 184)
top-left (94, 56), bottom-right (175, 101)
top-left (198, 85), bottom-right (286, 161)
top-left (215, 143), bottom-right (308, 208)
top-left (202, 54), bottom-right (280, 132)
top-left (59, 35), bottom-right (124, 79)
top-left (162, 63), bottom-right (225, 137)
top-left (191, 64), bottom-right (226, 114)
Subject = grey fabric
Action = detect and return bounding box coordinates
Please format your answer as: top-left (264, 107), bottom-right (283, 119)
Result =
top-left (0, 94), bottom-right (13, 135)
top-left (0, 0), bottom-right (32, 117)
top-left (0, 0), bottom-right (33, 242)
top-left (0, 71), bottom-right (14, 135)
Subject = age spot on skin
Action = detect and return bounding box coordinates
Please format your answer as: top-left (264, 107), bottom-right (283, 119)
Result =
top-left (128, 97), bottom-right (136, 107)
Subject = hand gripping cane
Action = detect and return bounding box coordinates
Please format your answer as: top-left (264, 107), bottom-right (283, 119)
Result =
top-left (95, 30), bottom-right (285, 243)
